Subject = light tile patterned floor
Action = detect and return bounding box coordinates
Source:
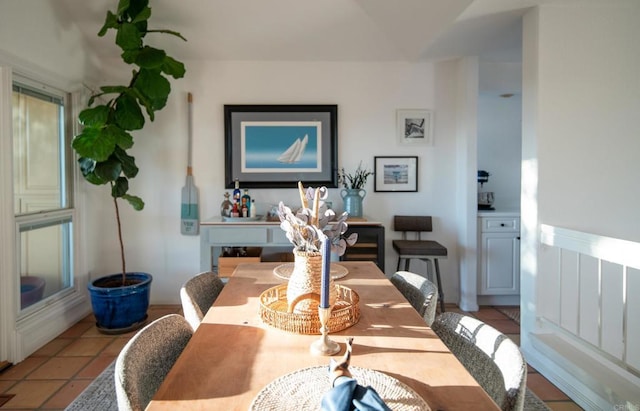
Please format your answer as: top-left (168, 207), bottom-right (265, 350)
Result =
top-left (0, 305), bottom-right (583, 410)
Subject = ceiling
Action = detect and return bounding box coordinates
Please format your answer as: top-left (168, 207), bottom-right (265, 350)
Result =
top-left (52, 0), bottom-right (569, 63)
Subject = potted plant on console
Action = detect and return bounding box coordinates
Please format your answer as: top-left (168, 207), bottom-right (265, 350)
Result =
top-left (338, 162), bottom-right (373, 219)
top-left (72, 0), bottom-right (186, 333)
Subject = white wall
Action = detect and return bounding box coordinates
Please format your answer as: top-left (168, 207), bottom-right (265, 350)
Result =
top-left (521, 2), bottom-right (640, 409)
top-left (84, 59), bottom-right (463, 303)
top-left (535, 2), bottom-right (640, 241)
top-left (477, 91), bottom-right (522, 210)
top-left (0, 1), bottom-right (96, 87)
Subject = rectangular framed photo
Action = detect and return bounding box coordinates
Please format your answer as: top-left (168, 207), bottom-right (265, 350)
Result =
top-left (224, 104), bottom-right (338, 188)
top-left (374, 156), bottom-right (418, 192)
top-left (397, 109), bottom-right (433, 146)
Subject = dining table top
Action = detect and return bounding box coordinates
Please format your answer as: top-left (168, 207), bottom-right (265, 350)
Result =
top-left (147, 261), bottom-right (499, 411)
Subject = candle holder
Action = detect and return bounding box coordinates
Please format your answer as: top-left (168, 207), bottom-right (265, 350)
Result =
top-left (310, 306), bottom-right (340, 356)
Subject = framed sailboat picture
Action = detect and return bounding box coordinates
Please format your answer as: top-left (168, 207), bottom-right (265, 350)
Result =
top-left (224, 105), bottom-right (338, 188)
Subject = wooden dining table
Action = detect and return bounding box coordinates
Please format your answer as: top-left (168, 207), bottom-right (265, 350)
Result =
top-left (147, 262), bottom-right (499, 410)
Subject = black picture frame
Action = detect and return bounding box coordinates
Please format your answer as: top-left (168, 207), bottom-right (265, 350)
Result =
top-left (374, 156), bottom-right (418, 192)
top-left (224, 104), bottom-right (338, 188)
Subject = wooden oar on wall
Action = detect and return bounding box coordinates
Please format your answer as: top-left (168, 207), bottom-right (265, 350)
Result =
top-left (181, 92), bottom-right (199, 235)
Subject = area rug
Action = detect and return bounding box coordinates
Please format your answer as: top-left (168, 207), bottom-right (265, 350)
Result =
top-left (63, 356), bottom-right (549, 411)
top-left (496, 306), bottom-right (520, 324)
top-left (65, 360), bottom-right (117, 410)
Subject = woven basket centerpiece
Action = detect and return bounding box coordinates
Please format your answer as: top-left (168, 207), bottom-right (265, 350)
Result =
top-left (259, 283), bottom-right (360, 334)
top-left (286, 250), bottom-right (337, 313)
top-left (267, 182), bottom-right (361, 334)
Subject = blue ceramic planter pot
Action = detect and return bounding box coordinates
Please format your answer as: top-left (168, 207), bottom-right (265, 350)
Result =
top-left (88, 272), bottom-right (152, 332)
top-left (340, 188), bottom-right (366, 218)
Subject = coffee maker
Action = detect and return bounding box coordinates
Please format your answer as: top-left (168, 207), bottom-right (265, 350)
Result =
top-left (477, 170), bottom-right (494, 210)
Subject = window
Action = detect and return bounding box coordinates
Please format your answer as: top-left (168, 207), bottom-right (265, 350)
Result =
top-left (12, 76), bottom-right (74, 311)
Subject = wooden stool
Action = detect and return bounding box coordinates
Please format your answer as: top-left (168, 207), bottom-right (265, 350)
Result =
top-left (392, 216), bottom-right (448, 313)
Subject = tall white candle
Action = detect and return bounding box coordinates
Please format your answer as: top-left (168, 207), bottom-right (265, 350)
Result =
top-left (320, 236), bottom-right (331, 308)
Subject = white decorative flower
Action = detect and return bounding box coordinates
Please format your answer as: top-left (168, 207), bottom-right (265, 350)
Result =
top-left (278, 183), bottom-right (357, 256)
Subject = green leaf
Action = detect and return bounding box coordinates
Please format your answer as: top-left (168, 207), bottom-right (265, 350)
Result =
top-left (136, 46), bottom-right (166, 69)
top-left (134, 69), bottom-right (170, 111)
top-left (162, 56), bottom-right (186, 79)
top-left (108, 125), bottom-right (134, 150)
top-left (129, 87), bottom-right (155, 120)
top-left (116, 22), bottom-right (142, 51)
top-left (113, 146), bottom-right (139, 178)
top-left (72, 127), bottom-right (116, 161)
top-left (112, 176), bottom-right (129, 197)
top-left (98, 11), bottom-right (118, 36)
top-left (114, 94), bottom-right (145, 130)
top-left (78, 157), bottom-right (96, 176)
top-left (135, 20), bottom-right (148, 36)
top-left (95, 157), bottom-right (123, 182)
top-left (121, 49), bottom-right (139, 64)
top-left (131, 6), bottom-right (151, 23)
top-left (78, 105), bottom-right (109, 127)
top-left (123, 193), bottom-right (145, 210)
top-left (77, 158), bottom-right (107, 185)
top-left (125, 0), bottom-right (149, 21)
top-left (116, 0), bottom-right (131, 16)
top-left (84, 171), bottom-right (107, 185)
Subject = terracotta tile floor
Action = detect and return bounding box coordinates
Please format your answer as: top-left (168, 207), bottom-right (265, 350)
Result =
top-left (0, 305), bottom-right (181, 411)
top-left (0, 305), bottom-right (583, 410)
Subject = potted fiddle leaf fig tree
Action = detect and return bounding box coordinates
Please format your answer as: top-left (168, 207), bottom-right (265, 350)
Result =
top-left (73, 0), bottom-right (186, 333)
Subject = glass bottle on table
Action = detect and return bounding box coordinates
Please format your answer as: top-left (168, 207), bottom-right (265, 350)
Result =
top-left (220, 192), bottom-right (233, 217)
top-left (233, 179), bottom-right (241, 205)
top-left (241, 189), bottom-right (251, 218)
top-left (249, 199), bottom-right (257, 218)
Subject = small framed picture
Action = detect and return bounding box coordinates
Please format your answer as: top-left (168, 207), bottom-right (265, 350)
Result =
top-left (374, 156), bottom-right (418, 192)
top-left (397, 109), bottom-right (433, 146)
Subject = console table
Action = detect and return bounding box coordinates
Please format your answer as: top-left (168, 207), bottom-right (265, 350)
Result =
top-left (200, 217), bottom-right (385, 273)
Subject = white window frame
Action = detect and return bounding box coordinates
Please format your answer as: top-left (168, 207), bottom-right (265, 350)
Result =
top-left (0, 64), bottom-right (90, 364)
top-left (12, 75), bottom-right (75, 315)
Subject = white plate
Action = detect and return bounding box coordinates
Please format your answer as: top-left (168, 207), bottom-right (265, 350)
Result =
top-left (273, 263), bottom-right (348, 280)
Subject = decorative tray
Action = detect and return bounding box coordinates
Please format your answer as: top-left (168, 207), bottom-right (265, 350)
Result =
top-left (259, 284), bottom-right (360, 335)
top-left (222, 215), bottom-right (264, 222)
top-left (273, 263), bottom-right (348, 280)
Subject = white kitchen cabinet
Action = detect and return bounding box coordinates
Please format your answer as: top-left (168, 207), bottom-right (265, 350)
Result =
top-left (478, 215), bottom-right (520, 297)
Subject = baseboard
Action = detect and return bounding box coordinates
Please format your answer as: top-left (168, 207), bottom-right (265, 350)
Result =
top-left (477, 294), bottom-right (520, 306)
top-left (523, 332), bottom-right (640, 411)
top-left (15, 290), bottom-right (91, 362)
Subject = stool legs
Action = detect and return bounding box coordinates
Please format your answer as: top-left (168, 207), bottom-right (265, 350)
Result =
top-left (396, 257), bottom-right (445, 313)
top-left (433, 258), bottom-right (445, 313)
top-left (396, 257), bottom-right (411, 272)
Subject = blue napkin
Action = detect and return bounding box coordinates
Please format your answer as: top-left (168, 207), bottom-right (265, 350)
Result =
top-left (321, 376), bottom-right (392, 411)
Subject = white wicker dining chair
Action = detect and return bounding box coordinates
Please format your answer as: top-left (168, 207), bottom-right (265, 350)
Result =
top-left (389, 271), bottom-right (439, 326)
top-left (114, 314), bottom-right (193, 411)
top-left (180, 271), bottom-right (225, 331)
top-left (431, 312), bottom-right (527, 411)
